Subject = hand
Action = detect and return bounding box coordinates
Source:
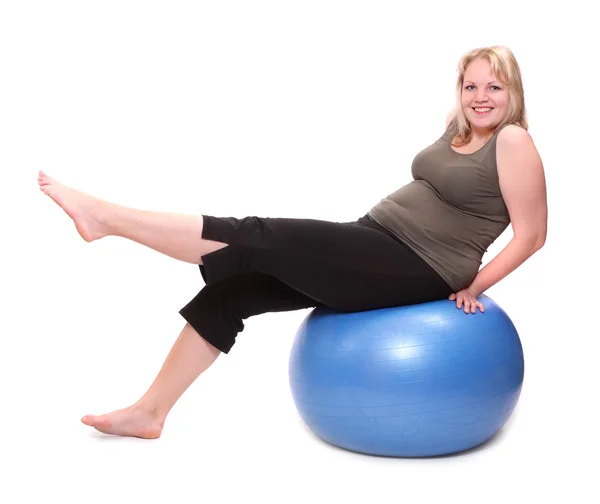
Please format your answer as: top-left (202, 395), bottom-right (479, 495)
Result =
top-left (449, 287), bottom-right (484, 314)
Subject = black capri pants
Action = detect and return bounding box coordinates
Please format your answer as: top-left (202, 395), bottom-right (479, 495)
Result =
top-left (179, 214), bottom-right (453, 354)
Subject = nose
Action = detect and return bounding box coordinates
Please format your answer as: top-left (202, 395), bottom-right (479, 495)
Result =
top-left (475, 90), bottom-right (489, 103)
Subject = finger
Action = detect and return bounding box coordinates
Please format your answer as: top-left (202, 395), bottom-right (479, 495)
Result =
top-left (449, 293), bottom-right (456, 300)
top-left (478, 302), bottom-right (485, 313)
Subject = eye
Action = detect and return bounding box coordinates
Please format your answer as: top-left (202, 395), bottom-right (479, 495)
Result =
top-left (465, 85), bottom-right (502, 90)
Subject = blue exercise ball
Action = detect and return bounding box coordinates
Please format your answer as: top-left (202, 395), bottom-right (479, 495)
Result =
top-left (288, 295), bottom-right (524, 457)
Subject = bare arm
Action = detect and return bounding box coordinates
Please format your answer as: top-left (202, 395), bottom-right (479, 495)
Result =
top-left (468, 125), bottom-right (547, 297)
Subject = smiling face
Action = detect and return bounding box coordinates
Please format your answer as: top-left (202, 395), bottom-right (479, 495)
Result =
top-left (461, 58), bottom-right (510, 136)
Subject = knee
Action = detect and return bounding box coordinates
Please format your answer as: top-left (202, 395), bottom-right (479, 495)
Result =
top-left (191, 280), bottom-right (247, 330)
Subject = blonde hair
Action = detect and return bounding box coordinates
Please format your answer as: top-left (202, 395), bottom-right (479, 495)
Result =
top-left (452, 46), bottom-right (528, 148)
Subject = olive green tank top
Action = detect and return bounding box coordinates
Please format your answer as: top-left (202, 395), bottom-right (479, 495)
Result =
top-left (367, 119), bottom-right (512, 291)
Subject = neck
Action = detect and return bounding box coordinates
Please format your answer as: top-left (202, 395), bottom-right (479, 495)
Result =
top-left (471, 126), bottom-right (495, 142)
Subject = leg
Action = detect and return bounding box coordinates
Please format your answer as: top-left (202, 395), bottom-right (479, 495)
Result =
top-left (37, 170), bottom-right (228, 264)
top-left (196, 215), bottom-right (455, 311)
top-left (81, 273), bottom-right (318, 438)
top-left (81, 323), bottom-right (221, 438)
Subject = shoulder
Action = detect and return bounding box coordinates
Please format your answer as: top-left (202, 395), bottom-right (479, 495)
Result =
top-left (496, 123), bottom-right (533, 149)
top-left (445, 108), bottom-right (457, 128)
top-left (496, 124), bottom-right (543, 177)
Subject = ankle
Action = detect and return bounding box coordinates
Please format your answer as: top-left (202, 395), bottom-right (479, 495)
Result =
top-left (133, 399), bottom-right (169, 422)
top-left (100, 201), bottom-right (120, 235)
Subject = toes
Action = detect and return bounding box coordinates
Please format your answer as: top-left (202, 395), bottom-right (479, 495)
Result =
top-left (81, 415), bottom-right (111, 429)
top-left (38, 173), bottom-right (52, 189)
top-left (81, 415), bottom-right (94, 426)
top-left (94, 416), bottom-right (112, 429)
top-left (38, 171), bottom-right (56, 185)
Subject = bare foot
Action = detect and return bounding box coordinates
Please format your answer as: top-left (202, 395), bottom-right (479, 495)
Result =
top-left (37, 170), bottom-right (112, 242)
top-left (81, 403), bottom-right (165, 439)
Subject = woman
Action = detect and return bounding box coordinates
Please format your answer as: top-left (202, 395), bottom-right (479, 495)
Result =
top-left (37, 45), bottom-right (547, 439)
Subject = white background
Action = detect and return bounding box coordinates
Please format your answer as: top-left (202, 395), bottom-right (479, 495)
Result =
top-left (1, 1), bottom-right (598, 502)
